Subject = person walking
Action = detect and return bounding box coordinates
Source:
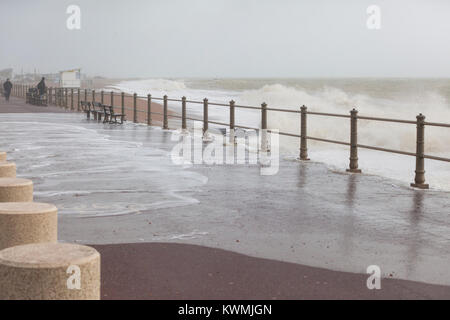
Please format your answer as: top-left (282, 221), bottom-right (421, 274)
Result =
top-left (3, 79), bottom-right (12, 102)
top-left (37, 77), bottom-right (46, 97)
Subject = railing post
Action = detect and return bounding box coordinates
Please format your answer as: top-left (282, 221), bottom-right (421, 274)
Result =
top-left (181, 96), bottom-right (187, 131)
top-left (48, 87), bottom-right (52, 104)
top-left (101, 90), bottom-right (104, 104)
top-left (77, 88), bottom-right (80, 111)
top-left (121, 92), bottom-right (125, 115)
top-left (70, 88), bottom-right (74, 110)
top-left (299, 105), bottom-right (310, 160)
top-left (147, 94), bottom-right (152, 126)
top-left (133, 93), bottom-right (137, 123)
top-left (347, 108), bottom-right (362, 173)
top-left (261, 102), bottom-right (268, 152)
top-left (163, 95), bottom-right (168, 129)
top-left (111, 91), bottom-right (114, 109)
top-left (92, 90), bottom-right (96, 104)
top-left (65, 88), bottom-right (68, 108)
top-left (229, 100), bottom-right (235, 144)
top-left (203, 98), bottom-right (209, 135)
top-left (411, 114), bottom-right (429, 189)
top-left (84, 89), bottom-right (87, 104)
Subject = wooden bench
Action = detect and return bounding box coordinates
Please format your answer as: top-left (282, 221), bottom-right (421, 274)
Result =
top-left (26, 88), bottom-right (47, 106)
top-left (102, 104), bottom-right (111, 123)
top-left (91, 102), bottom-right (106, 122)
top-left (80, 102), bottom-right (125, 124)
top-left (106, 105), bottom-right (125, 124)
top-left (80, 101), bottom-right (92, 119)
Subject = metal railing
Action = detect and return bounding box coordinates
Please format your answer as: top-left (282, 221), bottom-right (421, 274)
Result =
top-left (11, 84), bottom-right (450, 189)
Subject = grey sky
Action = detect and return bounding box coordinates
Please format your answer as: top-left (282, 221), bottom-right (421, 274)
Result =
top-left (1, 0), bottom-right (449, 78)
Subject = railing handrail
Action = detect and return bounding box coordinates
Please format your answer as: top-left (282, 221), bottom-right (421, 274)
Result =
top-left (39, 86), bottom-right (449, 128)
top-left (106, 90), bottom-right (450, 127)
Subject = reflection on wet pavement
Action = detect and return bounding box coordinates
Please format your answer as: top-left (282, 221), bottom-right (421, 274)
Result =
top-left (1, 113), bottom-right (449, 286)
top-left (0, 114), bottom-right (207, 217)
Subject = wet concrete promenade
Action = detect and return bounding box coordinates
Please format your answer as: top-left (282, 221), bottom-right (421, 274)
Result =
top-left (1, 96), bottom-right (449, 293)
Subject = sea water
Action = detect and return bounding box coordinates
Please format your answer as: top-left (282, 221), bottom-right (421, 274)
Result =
top-left (110, 78), bottom-right (450, 191)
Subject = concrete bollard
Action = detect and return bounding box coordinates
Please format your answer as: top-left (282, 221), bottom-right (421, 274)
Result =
top-left (0, 203), bottom-right (57, 250)
top-left (0, 162), bottom-right (16, 178)
top-left (0, 243), bottom-right (100, 300)
top-left (0, 152), bottom-right (6, 162)
top-left (0, 178), bottom-right (33, 202)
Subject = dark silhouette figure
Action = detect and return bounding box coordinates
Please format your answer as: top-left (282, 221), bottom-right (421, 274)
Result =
top-left (3, 79), bottom-right (12, 101)
top-left (37, 77), bottom-right (46, 96)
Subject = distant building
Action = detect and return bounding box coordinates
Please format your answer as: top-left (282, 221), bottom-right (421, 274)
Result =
top-left (0, 68), bottom-right (13, 80)
top-left (59, 69), bottom-right (81, 88)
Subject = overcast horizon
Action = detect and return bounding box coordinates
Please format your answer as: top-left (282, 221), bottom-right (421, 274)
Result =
top-left (1, 0), bottom-right (450, 78)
